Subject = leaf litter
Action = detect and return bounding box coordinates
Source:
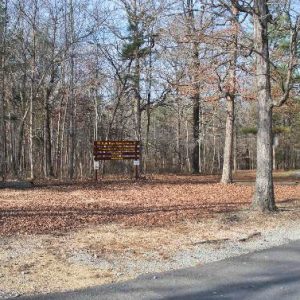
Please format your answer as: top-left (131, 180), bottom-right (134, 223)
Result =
top-left (0, 172), bottom-right (300, 297)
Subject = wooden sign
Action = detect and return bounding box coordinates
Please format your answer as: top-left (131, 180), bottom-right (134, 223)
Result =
top-left (93, 141), bottom-right (140, 161)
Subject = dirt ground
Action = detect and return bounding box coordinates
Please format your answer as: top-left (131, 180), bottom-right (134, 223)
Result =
top-left (0, 171), bottom-right (300, 297)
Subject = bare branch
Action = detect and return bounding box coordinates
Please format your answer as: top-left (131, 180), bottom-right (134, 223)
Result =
top-left (273, 15), bottom-right (300, 107)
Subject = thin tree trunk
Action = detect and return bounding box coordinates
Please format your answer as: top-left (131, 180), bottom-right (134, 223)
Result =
top-left (221, 5), bottom-right (238, 184)
top-left (68, 0), bottom-right (76, 179)
top-left (134, 54), bottom-right (142, 175)
top-left (176, 104), bottom-right (182, 170)
top-left (60, 96), bottom-right (68, 179)
top-left (221, 96), bottom-right (234, 182)
top-left (55, 98), bottom-right (62, 176)
top-left (198, 106), bottom-right (202, 173)
top-left (233, 125), bottom-right (237, 173)
top-left (94, 89), bottom-right (98, 141)
top-left (29, 84), bottom-right (34, 179)
top-left (43, 116), bottom-right (47, 177)
top-left (202, 117), bottom-right (206, 173)
top-left (0, 0), bottom-right (7, 180)
top-left (273, 144), bottom-right (276, 170)
top-left (44, 26), bottom-right (57, 178)
top-left (185, 119), bottom-right (191, 172)
top-left (28, 3), bottom-right (38, 180)
top-left (211, 111), bottom-right (216, 174)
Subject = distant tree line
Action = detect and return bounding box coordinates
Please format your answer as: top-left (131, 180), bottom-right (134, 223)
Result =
top-left (0, 0), bottom-right (299, 211)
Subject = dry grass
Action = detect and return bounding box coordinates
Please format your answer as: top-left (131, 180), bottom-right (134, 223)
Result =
top-left (1, 208), bottom-right (300, 296)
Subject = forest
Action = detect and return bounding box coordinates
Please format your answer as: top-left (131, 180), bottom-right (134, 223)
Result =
top-left (0, 0), bottom-right (299, 211)
top-left (1, 2), bottom-right (300, 297)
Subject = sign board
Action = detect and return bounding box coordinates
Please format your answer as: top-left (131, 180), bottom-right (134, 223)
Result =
top-left (133, 160), bottom-right (140, 166)
top-left (93, 141), bottom-right (140, 161)
top-left (94, 160), bottom-right (100, 170)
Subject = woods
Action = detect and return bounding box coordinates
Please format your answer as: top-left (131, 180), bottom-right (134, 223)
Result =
top-left (0, 0), bottom-right (299, 211)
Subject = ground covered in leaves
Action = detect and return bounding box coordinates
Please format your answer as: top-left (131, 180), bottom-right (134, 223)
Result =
top-left (0, 172), bottom-right (299, 235)
top-left (0, 171), bottom-right (300, 297)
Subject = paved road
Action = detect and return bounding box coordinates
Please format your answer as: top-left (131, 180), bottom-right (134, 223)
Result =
top-left (19, 240), bottom-right (300, 300)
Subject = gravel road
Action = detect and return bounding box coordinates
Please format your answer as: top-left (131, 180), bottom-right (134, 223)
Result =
top-left (1, 214), bottom-right (300, 299)
top-left (19, 240), bottom-right (300, 300)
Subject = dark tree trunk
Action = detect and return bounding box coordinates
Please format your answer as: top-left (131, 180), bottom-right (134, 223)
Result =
top-left (68, 0), bottom-right (76, 179)
top-left (45, 92), bottom-right (54, 177)
top-left (44, 62), bottom-right (55, 178)
top-left (192, 91), bottom-right (200, 173)
top-left (186, 0), bottom-right (201, 174)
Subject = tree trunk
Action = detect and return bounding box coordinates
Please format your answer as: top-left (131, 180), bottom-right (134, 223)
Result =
top-left (186, 0), bottom-right (200, 174)
top-left (198, 106), bottom-right (202, 173)
top-left (252, 0), bottom-right (276, 211)
top-left (221, 5), bottom-right (238, 184)
top-left (68, 0), bottom-right (76, 179)
top-left (221, 95), bottom-right (234, 183)
top-left (134, 58), bottom-right (142, 175)
top-left (176, 103), bottom-right (182, 171)
top-left (233, 125), bottom-right (237, 173)
top-left (29, 82), bottom-right (34, 179)
top-left (211, 110), bottom-right (216, 174)
top-left (0, 62), bottom-right (5, 180)
top-left (185, 119), bottom-right (191, 172)
top-left (0, 0), bottom-right (7, 180)
top-left (272, 144), bottom-right (276, 170)
top-left (45, 93), bottom-right (54, 177)
top-left (192, 89), bottom-right (200, 173)
top-left (28, 2), bottom-right (38, 180)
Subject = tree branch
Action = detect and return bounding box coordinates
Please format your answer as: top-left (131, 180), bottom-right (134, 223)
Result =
top-left (273, 16), bottom-right (300, 107)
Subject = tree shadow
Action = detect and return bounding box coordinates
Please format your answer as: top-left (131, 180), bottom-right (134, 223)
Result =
top-left (0, 202), bottom-right (245, 234)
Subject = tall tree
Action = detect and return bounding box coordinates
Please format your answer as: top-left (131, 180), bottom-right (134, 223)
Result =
top-left (120, 0), bottom-right (156, 174)
top-left (232, 0), bottom-right (299, 211)
top-left (221, 5), bottom-right (238, 183)
top-left (0, 0), bottom-right (7, 180)
top-left (184, 0), bottom-right (201, 173)
top-left (67, 0), bottom-right (77, 179)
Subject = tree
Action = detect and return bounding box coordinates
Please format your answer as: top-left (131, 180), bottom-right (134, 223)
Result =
top-left (221, 5), bottom-right (238, 183)
top-left (232, 0), bottom-right (299, 211)
top-left (120, 0), bottom-right (157, 174)
top-left (183, 0), bottom-right (201, 174)
top-left (0, 0), bottom-right (7, 181)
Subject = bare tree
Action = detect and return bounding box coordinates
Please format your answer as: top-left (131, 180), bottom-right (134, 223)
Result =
top-left (221, 5), bottom-right (238, 183)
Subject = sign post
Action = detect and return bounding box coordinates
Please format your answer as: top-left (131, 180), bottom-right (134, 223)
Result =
top-left (93, 141), bottom-right (140, 179)
top-left (133, 159), bottom-right (140, 180)
top-left (94, 161), bottom-right (99, 181)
